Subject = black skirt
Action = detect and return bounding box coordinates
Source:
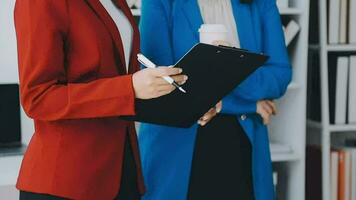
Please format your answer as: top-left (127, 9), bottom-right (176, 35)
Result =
top-left (187, 114), bottom-right (254, 200)
top-left (20, 134), bottom-right (140, 200)
top-left (116, 133), bottom-right (141, 200)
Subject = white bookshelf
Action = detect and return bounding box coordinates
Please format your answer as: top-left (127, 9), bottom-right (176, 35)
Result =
top-left (278, 7), bottom-right (304, 15)
top-left (307, 0), bottom-right (356, 200)
top-left (327, 44), bottom-right (356, 52)
top-left (269, 0), bottom-right (310, 199)
top-left (130, 0), bottom-right (310, 199)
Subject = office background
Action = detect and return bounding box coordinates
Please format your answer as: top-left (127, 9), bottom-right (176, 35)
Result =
top-left (0, 0), bottom-right (355, 199)
top-left (0, 1), bottom-right (33, 199)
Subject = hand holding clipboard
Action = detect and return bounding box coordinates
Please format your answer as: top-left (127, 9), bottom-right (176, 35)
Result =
top-left (123, 43), bottom-right (269, 128)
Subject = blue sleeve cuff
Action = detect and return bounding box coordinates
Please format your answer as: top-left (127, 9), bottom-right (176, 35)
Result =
top-left (220, 94), bottom-right (257, 115)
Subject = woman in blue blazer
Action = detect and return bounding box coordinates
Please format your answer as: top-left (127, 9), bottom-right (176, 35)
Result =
top-left (138, 0), bottom-right (292, 199)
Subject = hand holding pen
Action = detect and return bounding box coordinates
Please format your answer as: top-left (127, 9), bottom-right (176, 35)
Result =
top-left (137, 54), bottom-right (187, 93)
top-left (132, 54), bottom-right (188, 99)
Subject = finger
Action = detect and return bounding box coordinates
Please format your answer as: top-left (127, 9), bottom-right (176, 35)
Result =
top-left (153, 77), bottom-right (170, 85)
top-left (153, 67), bottom-right (183, 76)
top-left (266, 100), bottom-right (277, 115)
top-left (199, 109), bottom-right (217, 125)
top-left (203, 108), bottom-right (217, 118)
top-left (261, 101), bottom-right (273, 115)
top-left (154, 76), bottom-right (187, 86)
top-left (264, 113), bottom-right (271, 125)
top-left (215, 101), bottom-right (222, 113)
top-left (171, 75), bottom-right (188, 84)
top-left (199, 118), bottom-right (211, 126)
top-left (198, 119), bottom-right (204, 126)
top-left (202, 114), bottom-right (217, 125)
top-left (260, 110), bottom-right (270, 125)
top-left (202, 111), bottom-right (216, 121)
top-left (200, 120), bottom-right (208, 126)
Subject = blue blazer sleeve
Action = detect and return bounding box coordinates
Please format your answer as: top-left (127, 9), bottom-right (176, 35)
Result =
top-left (221, 1), bottom-right (292, 115)
top-left (139, 0), bottom-right (174, 66)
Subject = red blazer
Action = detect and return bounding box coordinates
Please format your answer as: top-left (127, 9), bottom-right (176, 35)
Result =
top-left (14, 0), bottom-right (145, 199)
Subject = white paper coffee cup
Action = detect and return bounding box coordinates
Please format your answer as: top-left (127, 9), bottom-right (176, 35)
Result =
top-left (198, 24), bottom-right (228, 45)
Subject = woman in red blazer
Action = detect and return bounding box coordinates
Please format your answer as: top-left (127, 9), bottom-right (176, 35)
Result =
top-left (14, 0), bottom-right (186, 199)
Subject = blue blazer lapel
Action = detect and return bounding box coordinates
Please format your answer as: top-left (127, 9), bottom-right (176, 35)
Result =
top-left (182, 0), bottom-right (204, 41)
top-left (231, 0), bottom-right (258, 51)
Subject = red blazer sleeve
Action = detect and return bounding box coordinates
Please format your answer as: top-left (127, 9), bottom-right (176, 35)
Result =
top-left (14, 0), bottom-right (136, 121)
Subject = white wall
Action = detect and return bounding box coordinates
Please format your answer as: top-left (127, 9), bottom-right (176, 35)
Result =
top-left (0, 0), bottom-right (33, 145)
top-left (0, 156), bottom-right (22, 199)
top-left (0, 1), bottom-right (18, 83)
top-left (0, 185), bottom-right (18, 200)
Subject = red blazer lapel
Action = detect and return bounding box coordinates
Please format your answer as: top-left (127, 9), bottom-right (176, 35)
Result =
top-left (86, 0), bottom-right (127, 75)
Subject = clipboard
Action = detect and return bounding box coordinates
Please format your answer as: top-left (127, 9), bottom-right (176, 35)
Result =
top-left (123, 43), bottom-right (269, 128)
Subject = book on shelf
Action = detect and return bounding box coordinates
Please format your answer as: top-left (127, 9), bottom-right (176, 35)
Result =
top-left (331, 142), bottom-right (356, 200)
top-left (328, 56), bottom-right (349, 124)
top-left (343, 140), bottom-right (356, 200)
top-left (307, 144), bottom-right (356, 200)
top-left (326, 0), bottom-right (355, 44)
top-left (348, 56), bottom-right (356, 123)
top-left (334, 57), bottom-right (349, 124)
top-left (337, 150), bottom-right (351, 200)
top-left (330, 150), bottom-right (339, 200)
top-left (351, 148), bottom-right (356, 200)
top-left (309, 0), bottom-right (320, 43)
top-left (306, 145), bottom-right (322, 200)
top-left (349, 0), bottom-right (356, 43)
top-left (339, 0), bottom-right (348, 44)
top-left (307, 54), bottom-right (356, 125)
top-left (283, 20), bottom-right (300, 46)
top-left (328, 0), bottom-right (341, 44)
top-left (307, 51), bottom-right (321, 121)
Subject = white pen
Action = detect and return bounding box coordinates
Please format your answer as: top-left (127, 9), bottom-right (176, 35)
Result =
top-left (137, 53), bottom-right (187, 93)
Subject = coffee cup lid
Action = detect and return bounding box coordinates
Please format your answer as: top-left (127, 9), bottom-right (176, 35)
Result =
top-left (198, 24), bottom-right (227, 33)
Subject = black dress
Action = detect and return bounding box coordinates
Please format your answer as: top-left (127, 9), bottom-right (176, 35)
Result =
top-left (20, 134), bottom-right (140, 200)
top-left (187, 114), bottom-right (255, 200)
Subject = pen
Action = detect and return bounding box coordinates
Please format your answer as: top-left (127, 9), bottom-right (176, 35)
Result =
top-left (137, 53), bottom-right (187, 93)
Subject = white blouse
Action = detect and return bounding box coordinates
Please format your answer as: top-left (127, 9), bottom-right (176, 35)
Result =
top-left (100, 0), bottom-right (133, 71)
top-left (198, 0), bottom-right (241, 48)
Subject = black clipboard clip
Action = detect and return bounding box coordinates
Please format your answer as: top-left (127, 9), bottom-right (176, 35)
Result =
top-left (218, 45), bottom-right (267, 57)
top-left (218, 45), bottom-right (250, 53)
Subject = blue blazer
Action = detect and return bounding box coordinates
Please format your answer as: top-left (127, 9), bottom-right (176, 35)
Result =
top-left (138, 0), bottom-right (292, 199)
